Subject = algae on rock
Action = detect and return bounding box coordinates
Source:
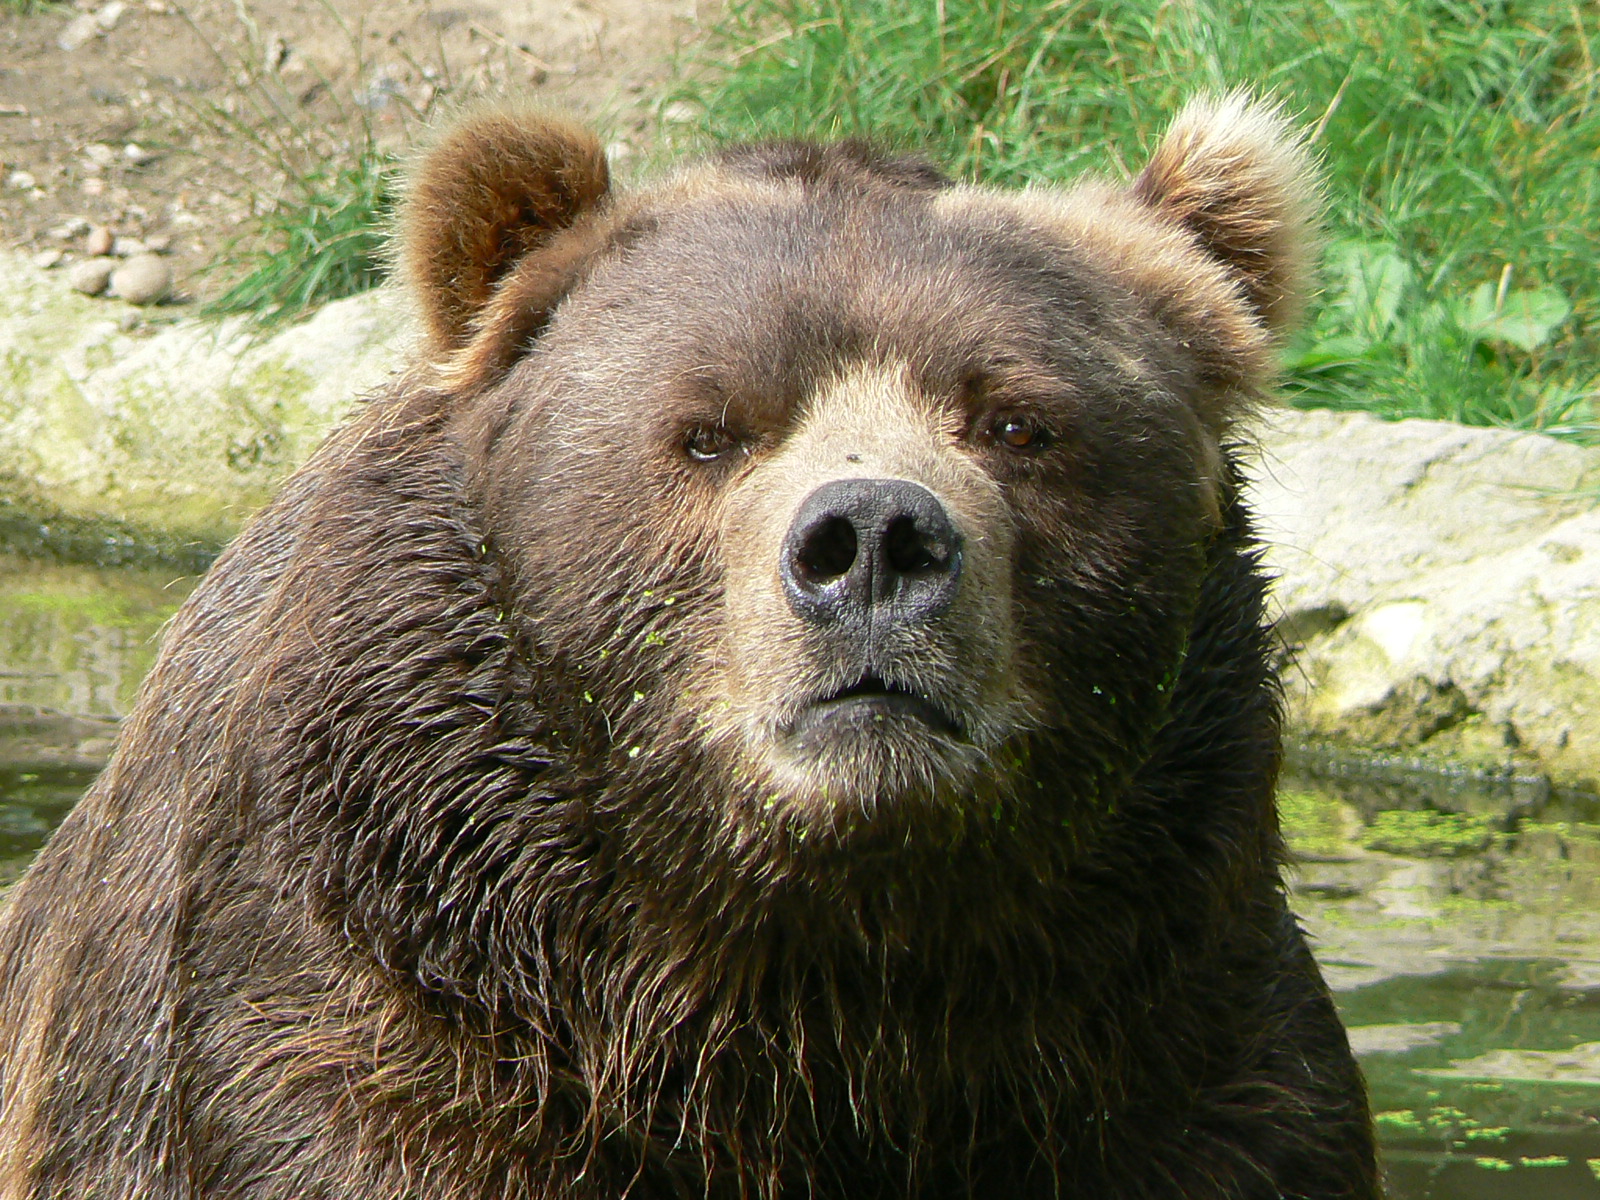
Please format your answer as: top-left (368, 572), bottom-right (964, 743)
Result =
top-left (0, 249), bottom-right (412, 545)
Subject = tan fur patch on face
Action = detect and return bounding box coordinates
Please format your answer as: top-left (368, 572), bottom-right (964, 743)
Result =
top-left (690, 361), bottom-right (1034, 819)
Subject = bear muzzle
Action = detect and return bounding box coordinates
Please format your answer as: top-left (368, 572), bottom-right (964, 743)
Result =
top-left (776, 477), bottom-right (967, 745)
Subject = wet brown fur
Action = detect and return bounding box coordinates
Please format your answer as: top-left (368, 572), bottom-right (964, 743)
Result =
top-left (0, 98), bottom-right (1376, 1199)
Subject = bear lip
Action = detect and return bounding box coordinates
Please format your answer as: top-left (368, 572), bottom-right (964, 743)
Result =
top-left (787, 673), bottom-right (963, 740)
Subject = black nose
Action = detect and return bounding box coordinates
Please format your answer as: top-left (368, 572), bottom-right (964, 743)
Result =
top-left (781, 478), bottom-right (963, 627)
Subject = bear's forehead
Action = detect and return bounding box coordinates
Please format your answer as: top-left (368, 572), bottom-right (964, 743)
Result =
top-left (557, 178), bottom-right (1145, 383)
top-left (626, 177), bottom-right (1070, 290)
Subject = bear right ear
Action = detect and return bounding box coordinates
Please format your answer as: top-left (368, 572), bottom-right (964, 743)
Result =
top-left (399, 107), bottom-right (611, 378)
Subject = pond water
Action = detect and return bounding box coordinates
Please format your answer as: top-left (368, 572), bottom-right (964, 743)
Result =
top-left (1283, 762), bottom-right (1600, 1199)
top-left (3, 555), bottom-right (1600, 1197)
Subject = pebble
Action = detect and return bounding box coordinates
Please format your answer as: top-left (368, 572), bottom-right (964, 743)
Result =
top-left (5, 170), bottom-right (36, 191)
top-left (69, 256), bottom-right (117, 295)
top-left (110, 236), bottom-right (147, 257)
top-left (58, 3), bottom-right (123, 51)
top-left (32, 249), bottom-right (64, 270)
top-left (84, 225), bottom-right (114, 256)
top-left (57, 13), bottom-right (100, 52)
top-left (48, 217), bottom-right (91, 239)
top-left (110, 254), bottom-right (171, 305)
top-left (123, 143), bottom-right (157, 167)
top-left (142, 233), bottom-right (171, 253)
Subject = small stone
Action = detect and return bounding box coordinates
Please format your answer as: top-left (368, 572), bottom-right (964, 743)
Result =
top-left (48, 217), bottom-right (91, 239)
top-left (83, 225), bottom-right (114, 256)
top-left (5, 169), bottom-right (36, 191)
top-left (69, 256), bottom-right (117, 295)
top-left (94, 1), bottom-right (126, 31)
top-left (81, 177), bottom-right (105, 197)
top-left (83, 143), bottom-right (116, 169)
top-left (263, 33), bottom-right (288, 73)
top-left (32, 249), bottom-right (63, 270)
top-left (660, 101), bottom-right (699, 124)
top-left (57, 13), bottom-right (101, 52)
top-left (110, 236), bottom-right (146, 257)
top-left (116, 309), bottom-right (142, 331)
top-left (123, 142), bottom-right (156, 166)
top-left (142, 232), bottom-right (171, 253)
top-left (110, 253), bottom-right (171, 304)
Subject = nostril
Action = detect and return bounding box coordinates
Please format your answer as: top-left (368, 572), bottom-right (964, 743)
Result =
top-left (798, 515), bottom-right (858, 583)
top-left (884, 514), bottom-right (944, 574)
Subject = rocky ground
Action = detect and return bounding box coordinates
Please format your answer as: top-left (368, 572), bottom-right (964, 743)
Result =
top-left (0, 0), bottom-right (708, 304)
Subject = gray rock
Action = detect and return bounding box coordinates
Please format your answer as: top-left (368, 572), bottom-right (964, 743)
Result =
top-left (68, 256), bottom-right (116, 295)
top-left (109, 254), bottom-right (171, 305)
top-left (0, 247), bottom-right (411, 543)
top-left (1246, 408), bottom-right (1600, 792)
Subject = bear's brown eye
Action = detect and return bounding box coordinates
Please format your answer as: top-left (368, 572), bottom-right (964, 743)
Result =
top-left (685, 424), bottom-right (742, 463)
top-left (991, 411), bottom-right (1048, 452)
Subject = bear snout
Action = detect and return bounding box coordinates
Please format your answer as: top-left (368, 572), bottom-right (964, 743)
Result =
top-left (779, 477), bottom-right (963, 630)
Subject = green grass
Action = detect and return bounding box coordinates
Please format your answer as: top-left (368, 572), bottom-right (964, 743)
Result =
top-left (202, 150), bottom-right (395, 327)
top-left (676, 0), bottom-right (1600, 438)
top-left (181, 2), bottom-right (419, 327)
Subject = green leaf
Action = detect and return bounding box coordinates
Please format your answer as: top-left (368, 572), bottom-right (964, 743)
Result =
top-left (1324, 240), bottom-right (1413, 341)
top-left (1459, 283), bottom-right (1572, 352)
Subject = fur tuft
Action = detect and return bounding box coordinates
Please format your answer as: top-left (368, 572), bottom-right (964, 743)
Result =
top-left (1132, 92), bottom-right (1320, 333)
top-left (399, 105), bottom-right (611, 357)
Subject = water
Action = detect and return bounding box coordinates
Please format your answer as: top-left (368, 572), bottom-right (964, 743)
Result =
top-left (4, 555), bottom-right (1600, 1197)
top-left (1286, 762), bottom-right (1600, 1199)
top-left (0, 760), bottom-right (97, 885)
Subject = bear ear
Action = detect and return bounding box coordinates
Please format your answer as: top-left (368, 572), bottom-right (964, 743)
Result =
top-left (399, 106), bottom-right (611, 366)
top-left (1130, 92), bottom-right (1318, 334)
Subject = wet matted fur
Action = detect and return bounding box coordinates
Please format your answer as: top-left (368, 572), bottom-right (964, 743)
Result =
top-left (0, 95), bottom-right (1378, 1199)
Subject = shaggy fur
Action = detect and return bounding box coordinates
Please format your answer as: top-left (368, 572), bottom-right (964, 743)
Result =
top-left (0, 97), bottom-right (1377, 1200)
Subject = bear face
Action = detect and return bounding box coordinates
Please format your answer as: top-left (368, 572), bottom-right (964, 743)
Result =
top-left (410, 97), bottom-right (1314, 847)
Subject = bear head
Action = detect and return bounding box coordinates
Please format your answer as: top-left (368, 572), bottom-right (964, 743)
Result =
top-left (394, 96), bottom-right (1316, 855)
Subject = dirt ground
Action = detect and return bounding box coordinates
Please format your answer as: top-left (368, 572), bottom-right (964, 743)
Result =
top-left (0, 0), bottom-right (709, 301)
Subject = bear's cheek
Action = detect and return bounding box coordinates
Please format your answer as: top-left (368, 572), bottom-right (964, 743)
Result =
top-left (688, 363), bottom-right (1034, 808)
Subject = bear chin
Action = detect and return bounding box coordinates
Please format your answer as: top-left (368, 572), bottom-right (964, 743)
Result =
top-left (761, 701), bottom-right (993, 817)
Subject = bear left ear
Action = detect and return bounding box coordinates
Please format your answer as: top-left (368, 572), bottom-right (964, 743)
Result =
top-left (1130, 92), bottom-right (1318, 336)
top-left (399, 106), bottom-right (611, 381)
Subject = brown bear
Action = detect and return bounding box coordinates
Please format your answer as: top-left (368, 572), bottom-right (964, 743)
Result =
top-left (0, 96), bottom-right (1378, 1199)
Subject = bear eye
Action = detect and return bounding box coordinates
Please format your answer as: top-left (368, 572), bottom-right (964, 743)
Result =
top-left (990, 411), bottom-right (1049, 452)
top-left (684, 424), bottom-right (743, 463)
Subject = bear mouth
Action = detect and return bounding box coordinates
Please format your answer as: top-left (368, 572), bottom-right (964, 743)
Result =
top-left (787, 673), bottom-right (964, 742)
